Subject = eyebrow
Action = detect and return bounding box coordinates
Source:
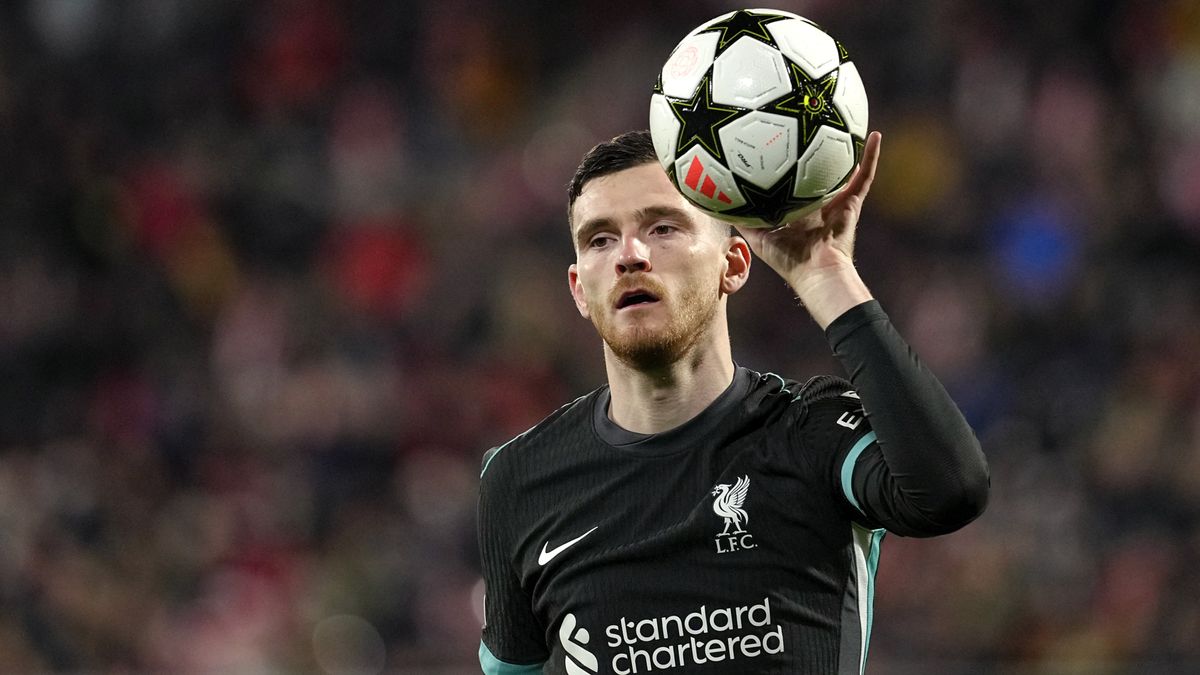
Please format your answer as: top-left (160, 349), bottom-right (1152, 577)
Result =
top-left (573, 216), bottom-right (615, 250)
top-left (573, 205), bottom-right (694, 249)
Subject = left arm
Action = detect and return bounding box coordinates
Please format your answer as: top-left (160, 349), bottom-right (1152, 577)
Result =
top-left (825, 299), bottom-right (989, 535)
top-left (739, 132), bottom-right (989, 535)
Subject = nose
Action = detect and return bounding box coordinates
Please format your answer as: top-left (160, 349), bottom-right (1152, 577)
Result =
top-left (616, 235), bottom-right (651, 275)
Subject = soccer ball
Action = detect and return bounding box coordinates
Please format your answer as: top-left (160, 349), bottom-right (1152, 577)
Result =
top-left (649, 8), bottom-right (869, 228)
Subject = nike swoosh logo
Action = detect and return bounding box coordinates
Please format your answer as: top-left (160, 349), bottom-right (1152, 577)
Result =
top-left (538, 526), bottom-right (599, 566)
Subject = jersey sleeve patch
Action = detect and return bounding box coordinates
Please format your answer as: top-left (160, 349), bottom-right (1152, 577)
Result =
top-left (839, 431), bottom-right (878, 517)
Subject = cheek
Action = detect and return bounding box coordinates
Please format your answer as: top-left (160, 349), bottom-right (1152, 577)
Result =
top-left (682, 247), bottom-right (724, 287)
top-left (575, 265), bottom-right (604, 303)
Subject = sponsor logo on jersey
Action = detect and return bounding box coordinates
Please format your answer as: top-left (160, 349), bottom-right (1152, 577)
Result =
top-left (560, 613), bottom-right (599, 674)
top-left (711, 475), bottom-right (755, 554)
top-left (588, 597), bottom-right (785, 672)
top-left (540, 526), bottom-right (599, 566)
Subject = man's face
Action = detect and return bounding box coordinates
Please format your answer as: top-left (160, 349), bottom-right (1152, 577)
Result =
top-left (568, 163), bottom-right (741, 369)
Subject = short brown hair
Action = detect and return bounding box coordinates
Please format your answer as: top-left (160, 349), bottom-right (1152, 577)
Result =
top-left (567, 130), bottom-right (657, 223)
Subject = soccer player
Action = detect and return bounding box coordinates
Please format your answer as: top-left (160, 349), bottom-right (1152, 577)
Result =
top-left (478, 130), bottom-right (989, 674)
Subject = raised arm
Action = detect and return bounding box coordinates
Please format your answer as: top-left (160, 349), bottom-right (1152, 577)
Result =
top-left (738, 132), bottom-right (989, 535)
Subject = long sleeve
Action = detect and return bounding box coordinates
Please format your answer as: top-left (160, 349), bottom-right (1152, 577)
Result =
top-left (478, 447), bottom-right (549, 671)
top-left (825, 300), bottom-right (990, 537)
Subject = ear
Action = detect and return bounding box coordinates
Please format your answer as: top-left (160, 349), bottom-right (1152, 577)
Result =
top-left (720, 235), bottom-right (752, 296)
top-left (568, 264), bottom-right (591, 319)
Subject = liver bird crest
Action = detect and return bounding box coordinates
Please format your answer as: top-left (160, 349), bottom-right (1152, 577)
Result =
top-left (711, 475), bottom-right (750, 535)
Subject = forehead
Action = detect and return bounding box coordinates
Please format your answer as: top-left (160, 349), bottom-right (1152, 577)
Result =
top-left (571, 163), bottom-right (700, 230)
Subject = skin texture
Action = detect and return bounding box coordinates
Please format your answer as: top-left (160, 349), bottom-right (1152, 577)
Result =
top-left (568, 131), bottom-right (883, 434)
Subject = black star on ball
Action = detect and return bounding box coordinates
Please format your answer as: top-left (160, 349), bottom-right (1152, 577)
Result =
top-left (667, 75), bottom-right (743, 161)
top-left (728, 168), bottom-right (817, 228)
top-left (768, 65), bottom-right (847, 146)
top-left (702, 9), bottom-right (789, 56)
top-left (836, 40), bottom-right (851, 63)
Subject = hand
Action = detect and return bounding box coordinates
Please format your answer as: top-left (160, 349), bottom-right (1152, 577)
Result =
top-left (735, 131), bottom-right (882, 328)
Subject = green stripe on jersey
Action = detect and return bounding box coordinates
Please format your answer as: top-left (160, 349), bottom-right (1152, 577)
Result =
top-left (862, 527), bottom-right (885, 674)
top-left (479, 640), bottom-right (543, 674)
top-left (840, 431), bottom-right (878, 515)
top-left (847, 524), bottom-right (886, 675)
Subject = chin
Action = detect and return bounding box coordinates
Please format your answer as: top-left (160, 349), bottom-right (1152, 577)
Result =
top-left (601, 324), bottom-right (697, 369)
top-left (590, 290), bottom-right (719, 369)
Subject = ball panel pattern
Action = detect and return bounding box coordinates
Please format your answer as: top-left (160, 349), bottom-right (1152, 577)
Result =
top-left (768, 19), bottom-right (840, 80)
top-left (712, 37), bottom-right (791, 109)
top-left (648, 93), bottom-right (681, 171)
top-left (717, 111), bottom-right (798, 190)
top-left (660, 31), bottom-right (720, 99)
top-left (650, 9), bottom-right (868, 228)
top-left (793, 125), bottom-right (854, 199)
top-left (672, 145), bottom-right (746, 212)
top-left (831, 61), bottom-right (869, 137)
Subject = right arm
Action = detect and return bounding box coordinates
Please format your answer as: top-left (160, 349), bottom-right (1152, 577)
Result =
top-left (478, 447), bottom-right (548, 673)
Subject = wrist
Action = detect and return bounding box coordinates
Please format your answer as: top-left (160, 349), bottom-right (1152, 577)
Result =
top-left (789, 265), bottom-right (873, 329)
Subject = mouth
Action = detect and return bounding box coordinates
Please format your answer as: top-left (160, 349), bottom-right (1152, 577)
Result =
top-left (615, 289), bottom-right (661, 310)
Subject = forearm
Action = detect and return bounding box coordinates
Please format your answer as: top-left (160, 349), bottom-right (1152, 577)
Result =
top-left (789, 264), bottom-right (873, 330)
top-left (826, 301), bottom-right (990, 535)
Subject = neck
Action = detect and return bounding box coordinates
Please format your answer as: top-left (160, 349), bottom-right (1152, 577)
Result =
top-left (603, 318), bottom-right (736, 434)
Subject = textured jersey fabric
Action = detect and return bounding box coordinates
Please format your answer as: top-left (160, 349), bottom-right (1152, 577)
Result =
top-left (826, 300), bottom-right (990, 536)
top-left (478, 301), bottom-right (989, 674)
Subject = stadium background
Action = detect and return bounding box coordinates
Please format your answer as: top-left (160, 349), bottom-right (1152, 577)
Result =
top-left (1, 0), bottom-right (1198, 672)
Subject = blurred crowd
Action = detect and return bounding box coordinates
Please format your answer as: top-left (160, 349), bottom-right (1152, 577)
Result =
top-left (0, 0), bottom-right (1198, 672)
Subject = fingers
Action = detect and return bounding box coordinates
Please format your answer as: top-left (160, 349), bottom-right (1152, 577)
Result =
top-left (760, 131), bottom-right (882, 234)
top-left (820, 130), bottom-right (881, 219)
top-left (846, 131), bottom-right (882, 199)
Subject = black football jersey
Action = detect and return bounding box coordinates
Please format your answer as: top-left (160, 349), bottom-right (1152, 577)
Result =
top-left (478, 367), bottom-right (885, 675)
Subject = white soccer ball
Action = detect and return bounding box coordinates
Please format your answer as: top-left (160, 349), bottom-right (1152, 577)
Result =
top-left (649, 8), bottom-right (869, 228)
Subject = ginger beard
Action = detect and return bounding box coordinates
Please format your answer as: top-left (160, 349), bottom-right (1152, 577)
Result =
top-left (587, 271), bottom-right (722, 370)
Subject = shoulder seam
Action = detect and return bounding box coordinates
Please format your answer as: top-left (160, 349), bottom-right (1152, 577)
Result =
top-left (791, 374), bottom-right (854, 403)
top-left (479, 391), bottom-right (592, 478)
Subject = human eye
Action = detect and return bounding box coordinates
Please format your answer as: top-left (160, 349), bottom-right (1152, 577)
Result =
top-left (588, 233), bottom-right (615, 249)
top-left (650, 222), bottom-right (676, 236)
